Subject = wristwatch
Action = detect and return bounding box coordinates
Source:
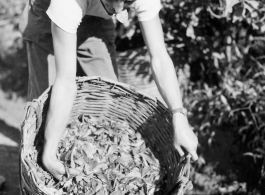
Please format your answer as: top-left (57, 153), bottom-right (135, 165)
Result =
top-left (171, 107), bottom-right (188, 117)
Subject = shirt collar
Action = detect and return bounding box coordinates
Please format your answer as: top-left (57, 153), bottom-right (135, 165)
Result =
top-left (88, 0), bottom-right (112, 20)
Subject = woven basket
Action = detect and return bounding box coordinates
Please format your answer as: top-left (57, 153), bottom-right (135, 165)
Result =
top-left (20, 77), bottom-right (192, 195)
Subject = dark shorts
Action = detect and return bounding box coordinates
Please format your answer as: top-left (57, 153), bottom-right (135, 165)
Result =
top-left (20, 0), bottom-right (118, 101)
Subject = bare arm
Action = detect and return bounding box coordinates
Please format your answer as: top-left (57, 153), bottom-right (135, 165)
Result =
top-left (140, 15), bottom-right (198, 161)
top-left (42, 22), bottom-right (79, 179)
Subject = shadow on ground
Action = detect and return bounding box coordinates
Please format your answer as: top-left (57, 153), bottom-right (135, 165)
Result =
top-left (0, 120), bottom-right (20, 195)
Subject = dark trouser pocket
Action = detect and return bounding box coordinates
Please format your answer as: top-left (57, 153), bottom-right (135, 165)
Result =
top-left (20, 1), bottom-right (51, 44)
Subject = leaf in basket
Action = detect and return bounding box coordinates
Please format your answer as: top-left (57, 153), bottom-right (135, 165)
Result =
top-left (116, 153), bottom-right (132, 167)
top-left (62, 137), bottom-right (71, 148)
top-left (121, 145), bottom-right (131, 153)
top-left (154, 174), bottom-right (160, 182)
top-left (131, 182), bottom-right (140, 191)
top-left (114, 136), bottom-right (119, 144)
top-left (97, 189), bottom-right (105, 195)
top-left (83, 176), bottom-right (91, 185)
top-left (75, 158), bottom-right (84, 167)
top-left (125, 127), bottom-right (135, 135)
top-left (152, 164), bottom-right (160, 171)
top-left (139, 143), bottom-right (146, 153)
top-left (74, 148), bottom-right (82, 159)
top-left (108, 145), bottom-right (118, 155)
top-left (91, 178), bottom-right (98, 189)
top-left (108, 169), bottom-right (120, 181)
top-left (64, 178), bottom-right (73, 188)
top-left (106, 128), bottom-right (114, 137)
top-left (108, 154), bottom-right (118, 163)
top-left (148, 186), bottom-right (155, 195)
top-left (97, 147), bottom-right (105, 156)
top-left (81, 123), bottom-right (90, 131)
top-left (127, 161), bottom-right (135, 168)
top-left (133, 154), bottom-right (142, 166)
top-left (142, 166), bottom-right (151, 177)
top-left (139, 189), bottom-right (146, 195)
top-left (136, 132), bottom-right (142, 140)
top-left (127, 170), bottom-right (142, 178)
top-left (46, 178), bottom-right (55, 187)
top-left (143, 177), bottom-right (152, 184)
top-left (73, 185), bottom-right (78, 194)
top-left (75, 175), bottom-right (83, 183)
top-left (97, 172), bottom-right (109, 184)
top-left (120, 132), bottom-right (130, 143)
top-left (83, 143), bottom-right (97, 158)
top-left (54, 188), bottom-right (64, 195)
top-left (69, 126), bottom-right (78, 136)
top-left (78, 181), bottom-right (84, 193)
top-left (92, 128), bottom-right (104, 135)
top-left (121, 151), bottom-right (133, 161)
top-left (83, 163), bottom-right (91, 174)
top-left (130, 140), bottom-right (144, 148)
top-left (94, 163), bottom-right (108, 173)
top-left (95, 180), bottom-right (103, 192)
top-left (67, 185), bottom-right (73, 193)
top-left (60, 148), bottom-right (71, 162)
top-left (81, 149), bottom-right (89, 163)
top-left (140, 153), bottom-right (157, 166)
top-left (69, 145), bottom-right (77, 166)
top-left (89, 159), bottom-right (98, 169)
top-left (89, 125), bottom-right (97, 133)
top-left (110, 191), bottom-right (123, 195)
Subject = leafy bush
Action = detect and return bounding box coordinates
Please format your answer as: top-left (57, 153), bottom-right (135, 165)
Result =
top-left (116, 0), bottom-right (265, 193)
top-left (159, 0), bottom-right (265, 194)
top-left (0, 0), bottom-right (27, 97)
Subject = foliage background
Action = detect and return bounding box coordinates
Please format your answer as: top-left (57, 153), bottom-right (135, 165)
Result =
top-left (0, 0), bottom-right (265, 194)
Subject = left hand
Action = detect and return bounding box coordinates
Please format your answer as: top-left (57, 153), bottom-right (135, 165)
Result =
top-left (172, 113), bottom-right (198, 161)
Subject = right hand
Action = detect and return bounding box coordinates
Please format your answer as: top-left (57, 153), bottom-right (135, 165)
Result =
top-left (172, 113), bottom-right (198, 161)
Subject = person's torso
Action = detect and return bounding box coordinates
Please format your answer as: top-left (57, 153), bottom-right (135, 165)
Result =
top-left (19, 0), bottom-right (111, 42)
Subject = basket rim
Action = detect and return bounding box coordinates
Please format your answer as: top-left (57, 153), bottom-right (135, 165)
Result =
top-left (38, 76), bottom-right (162, 106)
top-left (24, 76), bottom-right (168, 134)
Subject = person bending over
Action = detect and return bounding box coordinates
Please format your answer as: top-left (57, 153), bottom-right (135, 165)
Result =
top-left (20, 0), bottom-right (198, 180)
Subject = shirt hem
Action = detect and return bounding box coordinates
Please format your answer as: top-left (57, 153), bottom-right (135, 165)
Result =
top-left (46, 9), bottom-right (77, 34)
top-left (137, 5), bottom-right (162, 22)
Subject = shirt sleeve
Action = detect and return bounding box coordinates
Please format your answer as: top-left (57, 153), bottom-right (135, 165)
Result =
top-left (46, 0), bottom-right (85, 33)
top-left (133, 0), bottom-right (162, 21)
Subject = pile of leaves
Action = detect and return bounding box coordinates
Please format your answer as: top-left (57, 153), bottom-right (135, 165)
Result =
top-left (37, 115), bottom-right (164, 195)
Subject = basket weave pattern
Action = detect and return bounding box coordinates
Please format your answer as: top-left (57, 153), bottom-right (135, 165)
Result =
top-left (20, 77), bottom-right (191, 195)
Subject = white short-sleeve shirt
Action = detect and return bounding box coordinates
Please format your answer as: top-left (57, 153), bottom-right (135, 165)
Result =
top-left (46, 0), bottom-right (162, 33)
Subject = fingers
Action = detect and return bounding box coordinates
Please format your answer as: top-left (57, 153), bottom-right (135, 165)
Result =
top-left (175, 145), bottom-right (185, 157)
top-left (60, 163), bottom-right (81, 181)
top-left (68, 168), bottom-right (81, 177)
top-left (175, 145), bottom-right (198, 162)
top-left (189, 150), bottom-right (198, 162)
top-left (52, 163), bottom-right (66, 180)
top-left (183, 146), bottom-right (198, 162)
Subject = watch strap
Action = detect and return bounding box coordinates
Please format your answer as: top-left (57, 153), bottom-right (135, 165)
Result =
top-left (171, 107), bottom-right (187, 117)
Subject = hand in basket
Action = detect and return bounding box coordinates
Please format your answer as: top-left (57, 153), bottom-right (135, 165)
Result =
top-left (42, 155), bottom-right (80, 181)
top-left (172, 113), bottom-right (198, 162)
